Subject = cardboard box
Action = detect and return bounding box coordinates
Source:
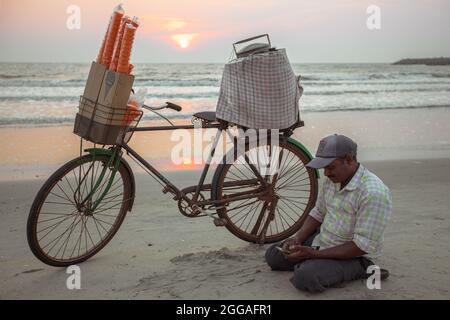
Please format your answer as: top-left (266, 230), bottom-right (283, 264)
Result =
top-left (74, 61), bottom-right (136, 144)
top-left (78, 61), bottom-right (134, 124)
top-left (82, 61), bottom-right (107, 103)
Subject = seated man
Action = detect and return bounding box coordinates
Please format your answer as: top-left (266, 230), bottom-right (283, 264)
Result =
top-left (265, 134), bottom-right (392, 293)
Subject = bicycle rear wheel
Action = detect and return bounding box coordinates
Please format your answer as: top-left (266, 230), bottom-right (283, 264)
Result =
top-left (27, 154), bottom-right (132, 267)
top-left (211, 139), bottom-right (318, 243)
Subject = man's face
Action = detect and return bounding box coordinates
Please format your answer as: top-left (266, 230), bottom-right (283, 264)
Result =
top-left (323, 158), bottom-right (349, 183)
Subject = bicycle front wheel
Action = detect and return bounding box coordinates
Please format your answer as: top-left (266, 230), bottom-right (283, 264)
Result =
top-left (211, 139), bottom-right (318, 243)
top-left (27, 154), bottom-right (132, 267)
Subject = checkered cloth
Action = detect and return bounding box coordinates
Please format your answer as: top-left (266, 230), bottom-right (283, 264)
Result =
top-left (309, 164), bottom-right (392, 260)
top-left (216, 49), bottom-right (302, 129)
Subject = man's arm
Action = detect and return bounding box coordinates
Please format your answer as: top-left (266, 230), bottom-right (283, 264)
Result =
top-left (293, 216), bottom-right (321, 243)
top-left (283, 180), bottom-right (325, 250)
top-left (313, 241), bottom-right (366, 259)
top-left (285, 241), bottom-right (366, 262)
top-left (294, 178), bottom-right (327, 243)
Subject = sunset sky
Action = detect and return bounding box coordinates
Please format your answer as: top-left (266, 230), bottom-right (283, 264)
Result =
top-left (0, 0), bottom-right (449, 63)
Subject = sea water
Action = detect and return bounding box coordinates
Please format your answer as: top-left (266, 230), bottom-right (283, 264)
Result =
top-left (0, 62), bottom-right (450, 127)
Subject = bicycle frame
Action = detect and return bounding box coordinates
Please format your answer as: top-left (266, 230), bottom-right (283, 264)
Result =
top-left (82, 121), bottom-right (271, 218)
top-left (131, 122), bottom-right (272, 207)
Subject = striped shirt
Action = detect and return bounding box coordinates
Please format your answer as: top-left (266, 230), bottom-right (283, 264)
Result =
top-left (310, 164), bottom-right (392, 259)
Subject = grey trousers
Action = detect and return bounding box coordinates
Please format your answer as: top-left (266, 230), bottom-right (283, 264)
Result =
top-left (265, 233), bottom-right (374, 293)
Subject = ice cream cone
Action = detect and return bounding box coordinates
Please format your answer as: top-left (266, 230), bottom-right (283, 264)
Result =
top-left (96, 16), bottom-right (112, 65)
top-left (101, 4), bottom-right (124, 67)
top-left (109, 15), bottom-right (129, 71)
top-left (117, 23), bottom-right (137, 74)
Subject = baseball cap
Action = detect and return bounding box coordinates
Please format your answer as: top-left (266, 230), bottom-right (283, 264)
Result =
top-left (306, 134), bottom-right (357, 169)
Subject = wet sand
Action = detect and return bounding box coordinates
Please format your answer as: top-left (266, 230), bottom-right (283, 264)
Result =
top-left (1, 107), bottom-right (450, 181)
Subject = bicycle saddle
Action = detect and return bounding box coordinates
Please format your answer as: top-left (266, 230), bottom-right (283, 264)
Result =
top-left (192, 111), bottom-right (217, 123)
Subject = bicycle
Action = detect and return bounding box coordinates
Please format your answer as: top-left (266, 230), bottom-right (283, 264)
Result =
top-left (27, 98), bottom-right (319, 267)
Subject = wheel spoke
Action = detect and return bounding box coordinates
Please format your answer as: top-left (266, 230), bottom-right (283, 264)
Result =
top-left (233, 200), bottom-right (259, 227)
top-left (277, 198), bottom-right (300, 223)
top-left (93, 201), bottom-right (125, 215)
top-left (48, 191), bottom-right (75, 206)
top-left (278, 195), bottom-right (309, 206)
top-left (277, 166), bottom-right (308, 189)
top-left (243, 201), bottom-right (263, 233)
top-left (228, 199), bottom-right (260, 220)
top-left (54, 181), bottom-right (76, 206)
top-left (53, 215), bottom-right (82, 259)
top-left (94, 194), bottom-right (124, 211)
top-left (84, 217), bottom-right (97, 248)
top-left (41, 213), bottom-right (80, 251)
top-left (92, 215), bottom-right (113, 233)
top-left (44, 201), bottom-right (76, 206)
top-left (38, 210), bottom-right (78, 240)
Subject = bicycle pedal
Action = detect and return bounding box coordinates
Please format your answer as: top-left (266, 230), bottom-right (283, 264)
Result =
top-left (213, 218), bottom-right (227, 227)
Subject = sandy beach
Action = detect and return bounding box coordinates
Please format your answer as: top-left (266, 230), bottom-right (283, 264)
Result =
top-left (1, 107), bottom-right (450, 299)
top-left (0, 159), bottom-right (449, 299)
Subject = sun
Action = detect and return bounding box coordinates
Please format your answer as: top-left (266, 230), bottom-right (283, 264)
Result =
top-left (171, 33), bottom-right (197, 49)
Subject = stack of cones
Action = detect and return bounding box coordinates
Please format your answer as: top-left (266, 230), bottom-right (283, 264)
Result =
top-left (95, 4), bottom-right (139, 75)
top-left (117, 23), bottom-right (137, 73)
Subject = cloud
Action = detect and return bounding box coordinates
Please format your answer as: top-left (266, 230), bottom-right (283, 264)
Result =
top-left (141, 16), bottom-right (190, 33)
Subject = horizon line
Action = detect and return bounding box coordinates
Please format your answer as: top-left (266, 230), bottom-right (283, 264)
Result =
top-left (0, 61), bottom-right (397, 64)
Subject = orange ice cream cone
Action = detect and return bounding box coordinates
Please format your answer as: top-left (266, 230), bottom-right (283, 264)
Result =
top-left (109, 15), bottom-right (129, 71)
top-left (117, 24), bottom-right (137, 74)
top-left (96, 16), bottom-right (111, 65)
top-left (101, 4), bottom-right (124, 68)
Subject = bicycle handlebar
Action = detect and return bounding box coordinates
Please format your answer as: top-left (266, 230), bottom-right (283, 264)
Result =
top-left (165, 102), bottom-right (182, 112)
top-left (142, 102), bottom-right (182, 112)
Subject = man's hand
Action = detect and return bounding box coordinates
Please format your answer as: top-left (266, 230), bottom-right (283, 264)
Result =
top-left (282, 216), bottom-right (321, 252)
top-left (281, 238), bottom-right (301, 252)
top-left (283, 245), bottom-right (318, 262)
